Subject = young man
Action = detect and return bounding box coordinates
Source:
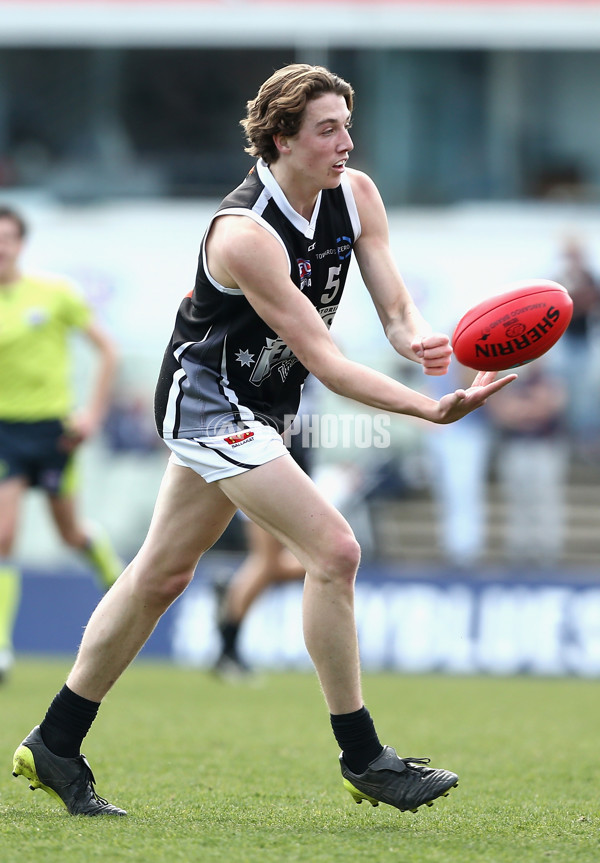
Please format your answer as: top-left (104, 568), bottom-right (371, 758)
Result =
top-left (0, 206), bottom-right (122, 683)
top-left (12, 65), bottom-right (516, 817)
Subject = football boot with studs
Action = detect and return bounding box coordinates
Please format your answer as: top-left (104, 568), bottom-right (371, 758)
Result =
top-left (340, 745), bottom-right (458, 813)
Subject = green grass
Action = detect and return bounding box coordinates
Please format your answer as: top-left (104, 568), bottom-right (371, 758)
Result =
top-left (1, 658), bottom-right (599, 862)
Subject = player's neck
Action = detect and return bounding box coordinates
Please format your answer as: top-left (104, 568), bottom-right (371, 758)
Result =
top-left (269, 162), bottom-right (320, 222)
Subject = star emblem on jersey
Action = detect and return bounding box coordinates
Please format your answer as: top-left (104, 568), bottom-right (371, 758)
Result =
top-left (235, 348), bottom-right (255, 367)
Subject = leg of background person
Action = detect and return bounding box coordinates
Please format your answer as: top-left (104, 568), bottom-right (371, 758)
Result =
top-left (215, 519), bottom-right (305, 673)
top-left (0, 561), bottom-right (21, 679)
top-left (224, 521), bottom-right (304, 622)
top-left (0, 477), bottom-right (27, 680)
top-left (48, 493), bottom-right (123, 591)
top-left (226, 520), bottom-right (306, 621)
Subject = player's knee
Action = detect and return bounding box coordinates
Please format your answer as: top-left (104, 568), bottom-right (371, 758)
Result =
top-left (136, 568), bottom-right (193, 608)
top-left (159, 571), bottom-right (193, 604)
top-left (320, 531), bottom-right (361, 585)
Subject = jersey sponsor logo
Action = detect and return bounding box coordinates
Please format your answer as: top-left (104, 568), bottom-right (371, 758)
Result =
top-left (320, 305), bottom-right (338, 328)
top-left (336, 236), bottom-right (352, 260)
top-left (224, 430), bottom-right (255, 446)
top-left (315, 247), bottom-right (337, 260)
top-left (314, 237), bottom-right (353, 262)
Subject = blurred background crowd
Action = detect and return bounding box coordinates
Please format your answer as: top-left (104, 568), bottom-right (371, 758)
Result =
top-left (2, 0), bottom-right (600, 578)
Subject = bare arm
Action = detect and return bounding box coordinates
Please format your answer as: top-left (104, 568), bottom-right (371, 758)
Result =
top-left (349, 168), bottom-right (452, 376)
top-left (65, 320), bottom-right (119, 444)
top-left (206, 214), bottom-right (515, 424)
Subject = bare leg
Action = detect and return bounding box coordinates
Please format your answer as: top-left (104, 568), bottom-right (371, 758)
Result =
top-left (220, 455), bottom-right (363, 715)
top-left (66, 463), bottom-right (237, 701)
top-left (47, 494), bottom-right (123, 590)
top-left (0, 477), bottom-right (27, 557)
top-left (0, 479), bottom-right (26, 669)
top-left (17, 456), bottom-right (459, 816)
top-left (47, 494), bottom-right (89, 549)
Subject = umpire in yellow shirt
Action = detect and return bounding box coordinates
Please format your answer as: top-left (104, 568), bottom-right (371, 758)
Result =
top-left (0, 205), bottom-right (121, 681)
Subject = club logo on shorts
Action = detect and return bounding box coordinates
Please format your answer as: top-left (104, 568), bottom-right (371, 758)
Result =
top-left (224, 430), bottom-right (255, 447)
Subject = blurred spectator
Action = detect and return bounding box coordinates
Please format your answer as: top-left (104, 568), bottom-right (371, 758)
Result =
top-left (553, 236), bottom-right (600, 454)
top-left (425, 361), bottom-right (492, 569)
top-left (104, 392), bottom-right (162, 454)
top-left (487, 361), bottom-right (569, 568)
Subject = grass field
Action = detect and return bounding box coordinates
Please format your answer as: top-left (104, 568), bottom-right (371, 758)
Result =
top-left (1, 658), bottom-right (599, 863)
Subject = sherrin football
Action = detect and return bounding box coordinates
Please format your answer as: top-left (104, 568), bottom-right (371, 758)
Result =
top-left (451, 279), bottom-right (573, 371)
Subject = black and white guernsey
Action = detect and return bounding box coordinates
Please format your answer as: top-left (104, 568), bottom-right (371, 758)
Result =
top-left (155, 159), bottom-right (361, 439)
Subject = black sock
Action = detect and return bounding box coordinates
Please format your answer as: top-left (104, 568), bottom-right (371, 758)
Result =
top-left (219, 620), bottom-right (241, 657)
top-left (39, 684), bottom-right (100, 758)
top-left (330, 706), bottom-right (384, 775)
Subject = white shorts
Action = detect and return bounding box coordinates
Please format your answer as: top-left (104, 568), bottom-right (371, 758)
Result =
top-left (165, 422), bottom-right (289, 483)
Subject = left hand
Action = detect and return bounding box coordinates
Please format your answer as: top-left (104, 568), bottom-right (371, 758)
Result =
top-left (434, 370), bottom-right (518, 424)
top-left (59, 411), bottom-right (98, 452)
top-left (410, 333), bottom-right (453, 376)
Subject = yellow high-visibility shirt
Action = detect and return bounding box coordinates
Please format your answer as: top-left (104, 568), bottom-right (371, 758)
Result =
top-left (0, 274), bottom-right (91, 420)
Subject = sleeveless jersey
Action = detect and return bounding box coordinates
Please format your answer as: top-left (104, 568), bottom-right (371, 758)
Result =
top-left (154, 159), bottom-right (361, 439)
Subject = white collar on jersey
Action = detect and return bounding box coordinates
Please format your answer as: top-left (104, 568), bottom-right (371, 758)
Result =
top-left (256, 158), bottom-right (322, 241)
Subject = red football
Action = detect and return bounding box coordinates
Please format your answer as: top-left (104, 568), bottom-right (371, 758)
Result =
top-left (452, 279), bottom-right (573, 371)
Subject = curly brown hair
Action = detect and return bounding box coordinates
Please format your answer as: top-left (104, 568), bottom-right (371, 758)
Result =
top-left (241, 64), bottom-right (354, 164)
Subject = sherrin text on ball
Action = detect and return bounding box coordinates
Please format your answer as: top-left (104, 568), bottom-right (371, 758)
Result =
top-left (452, 279), bottom-right (573, 371)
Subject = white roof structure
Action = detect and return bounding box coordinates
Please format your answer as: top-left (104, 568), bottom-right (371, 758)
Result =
top-left (1, 1), bottom-right (600, 49)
